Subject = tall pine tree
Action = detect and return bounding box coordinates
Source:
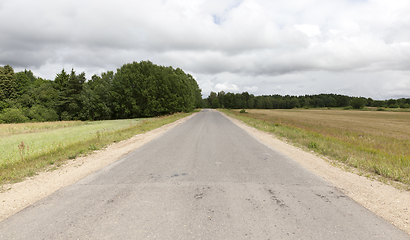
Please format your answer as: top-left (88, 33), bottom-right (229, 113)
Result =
top-left (0, 65), bottom-right (17, 102)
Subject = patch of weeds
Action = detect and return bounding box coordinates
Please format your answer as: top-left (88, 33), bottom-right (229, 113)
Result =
top-left (308, 141), bottom-right (318, 149)
top-left (27, 169), bottom-right (37, 177)
top-left (88, 144), bottom-right (99, 151)
top-left (18, 141), bottom-right (29, 162)
top-left (96, 130), bottom-right (101, 140)
top-left (240, 109), bottom-right (247, 113)
top-left (47, 166), bottom-right (57, 172)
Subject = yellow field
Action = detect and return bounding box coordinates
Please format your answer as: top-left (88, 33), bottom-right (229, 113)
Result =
top-left (221, 109), bottom-right (410, 187)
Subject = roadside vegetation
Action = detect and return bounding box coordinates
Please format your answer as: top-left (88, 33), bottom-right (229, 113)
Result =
top-left (221, 108), bottom-right (410, 189)
top-left (0, 112), bottom-right (194, 185)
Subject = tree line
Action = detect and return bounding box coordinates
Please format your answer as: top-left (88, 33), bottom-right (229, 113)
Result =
top-left (0, 61), bottom-right (202, 123)
top-left (204, 91), bottom-right (410, 109)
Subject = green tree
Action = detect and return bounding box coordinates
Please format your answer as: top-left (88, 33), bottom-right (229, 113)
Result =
top-left (112, 61), bottom-right (200, 118)
top-left (211, 98), bottom-right (220, 108)
top-left (54, 69), bottom-right (69, 92)
top-left (30, 79), bottom-right (59, 111)
top-left (55, 69), bottom-right (85, 120)
top-left (80, 72), bottom-right (114, 120)
top-left (208, 92), bottom-right (218, 108)
top-left (350, 98), bottom-right (365, 109)
top-left (0, 65), bottom-right (17, 101)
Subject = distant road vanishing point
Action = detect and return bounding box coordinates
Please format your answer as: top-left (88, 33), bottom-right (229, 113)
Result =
top-left (0, 109), bottom-right (408, 239)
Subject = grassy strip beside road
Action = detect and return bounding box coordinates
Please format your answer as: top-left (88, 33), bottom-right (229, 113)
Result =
top-left (0, 112), bottom-right (194, 185)
top-left (221, 109), bottom-right (410, 189)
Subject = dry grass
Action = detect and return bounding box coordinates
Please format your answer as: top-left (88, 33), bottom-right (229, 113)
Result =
top-left (221, 109), bottom-right (410, 188)
top-left (0, 121), bottom-right (85, 137)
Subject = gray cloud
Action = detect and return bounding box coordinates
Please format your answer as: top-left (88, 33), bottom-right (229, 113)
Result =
top-left (0, 0), bottom-right (409, 99)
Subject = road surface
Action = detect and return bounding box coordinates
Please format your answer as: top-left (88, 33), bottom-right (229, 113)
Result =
top-left (0, 110), bottom-right (408, 239)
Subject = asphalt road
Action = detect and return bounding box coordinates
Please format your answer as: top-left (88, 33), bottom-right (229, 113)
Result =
top-left (0, 109), bottom-right (408, 239)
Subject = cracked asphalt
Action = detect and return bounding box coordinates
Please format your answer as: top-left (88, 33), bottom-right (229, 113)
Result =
top-left (0, 109), bottom-right (408, 239)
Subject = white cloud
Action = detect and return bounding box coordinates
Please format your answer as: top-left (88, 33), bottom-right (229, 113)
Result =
top-left (215, 83), bottom-right (240, 92)
top-left (294, 24), bottom-right (321, 37)
top-left (244, 86), bottom-right (259, 93)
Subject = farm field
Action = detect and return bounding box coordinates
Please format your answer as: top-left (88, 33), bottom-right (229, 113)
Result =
top-left (221, 109), bottom-right (410, 188)
top-left (0, 112), bottom-right (194, 184)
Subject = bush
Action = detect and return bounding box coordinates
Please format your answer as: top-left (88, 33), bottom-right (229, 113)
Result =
top-left (0, 101), bottom-right (9, 112)
top-left (350, 98), bottom-right (365, 109)
top-left (240, 109), bottom-right (247, 113)
top-left (0, 108), bottom-right (29, 123)
top-left (27, 105), bottom-right (59, 122)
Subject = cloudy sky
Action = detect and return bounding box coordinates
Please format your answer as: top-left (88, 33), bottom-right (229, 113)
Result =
top-left (1, 0), bottom-right (410, 99)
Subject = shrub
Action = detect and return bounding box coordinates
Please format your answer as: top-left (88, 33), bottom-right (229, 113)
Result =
top-left (308, 141), bottom-right (318, 149)
top-left (240, 109), bottom-right (247, 113)
top-left (27, 105), bottom-right (59, 122)
top-left (350, 98), bottom-right (365, 109)
top-left (0, 108), bottom-right (29, 123)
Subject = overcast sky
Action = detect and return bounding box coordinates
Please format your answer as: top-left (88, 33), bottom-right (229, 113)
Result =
top-left (1, 0), bottom-right (410, 99)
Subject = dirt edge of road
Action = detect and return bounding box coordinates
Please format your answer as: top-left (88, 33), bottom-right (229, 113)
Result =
top-left (0, 113), bottom-right (197, 222)
top-left (221, 111), bottom-right (409, 234)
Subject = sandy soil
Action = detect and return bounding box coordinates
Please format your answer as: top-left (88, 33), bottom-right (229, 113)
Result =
top-left (1, 111), bottom-right (409, 234)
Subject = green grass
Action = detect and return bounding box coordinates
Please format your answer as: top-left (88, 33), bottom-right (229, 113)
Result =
top-left (220, 109), bottom-right (410, 189)
top-left (0, 112), bottom-right (195, 184)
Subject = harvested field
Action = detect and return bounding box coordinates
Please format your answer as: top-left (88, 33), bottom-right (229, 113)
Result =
top-left (221, 109), bottom-right (410, 187)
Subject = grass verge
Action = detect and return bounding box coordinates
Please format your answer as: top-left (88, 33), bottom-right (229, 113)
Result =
top-left (220, 109), bottom-right (410, 190)
top-left (0, 112), bottom-right (195, 185)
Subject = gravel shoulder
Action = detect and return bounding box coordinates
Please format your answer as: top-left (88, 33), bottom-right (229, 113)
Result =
top-left (1, 110), bottom-right (409, 234)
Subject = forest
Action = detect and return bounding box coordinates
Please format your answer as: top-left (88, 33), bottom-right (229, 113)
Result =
top-left (204, 91), bottom-right (410, 110)
top-left (0, 61), bottom-right (202, 123)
